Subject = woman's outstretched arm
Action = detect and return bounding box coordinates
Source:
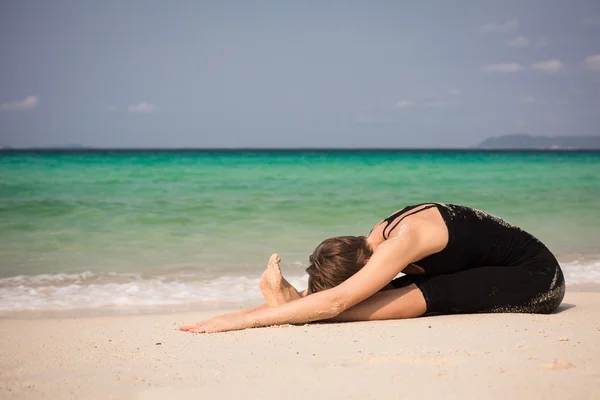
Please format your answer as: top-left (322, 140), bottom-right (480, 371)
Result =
top-left (180, 287), bottom-right (309, 331)
top-left (180, 255), bottom-right (307, 331)
top-left (181, 219), bottom-right (445, 333)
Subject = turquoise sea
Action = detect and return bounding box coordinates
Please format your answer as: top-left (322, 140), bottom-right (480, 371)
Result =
top-left (1, 151), bottom-right (599, 311)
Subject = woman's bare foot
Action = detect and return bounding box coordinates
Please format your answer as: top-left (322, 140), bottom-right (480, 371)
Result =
top-left (260, 253), bottom-right (302, 307)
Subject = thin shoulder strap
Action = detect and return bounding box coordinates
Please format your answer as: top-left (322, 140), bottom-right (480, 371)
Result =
top-left (382, 204), bottom-right (437, 239)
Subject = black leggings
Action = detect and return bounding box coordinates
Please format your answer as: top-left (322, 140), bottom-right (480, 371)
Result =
top-left (391, 252), bottom-right (566, 315)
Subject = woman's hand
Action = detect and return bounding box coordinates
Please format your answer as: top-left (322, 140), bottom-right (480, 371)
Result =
top-left (179, 314), bottom-right (251, 334)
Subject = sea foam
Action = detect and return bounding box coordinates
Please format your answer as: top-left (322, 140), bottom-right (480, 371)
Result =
top-left (560, 259), bottom-right (600, 285)
top-left (0, 261), bottom-right (598, 311)
top-left (0, 271), bottom-right (308, 311)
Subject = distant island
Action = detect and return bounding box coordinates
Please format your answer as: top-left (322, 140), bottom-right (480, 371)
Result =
top-left (478, 134), bottom-right (600, 150)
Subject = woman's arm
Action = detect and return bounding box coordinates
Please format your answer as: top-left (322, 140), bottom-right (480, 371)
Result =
top-left (180, 287), bottom-right (308, 332)
top-left (180, 304), bottom-right (267, 331)
top-left (185, 219), bottom-right (446, 333)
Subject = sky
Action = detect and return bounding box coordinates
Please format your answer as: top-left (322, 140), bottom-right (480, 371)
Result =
top-left (1, 0), bottom-right (599, 148)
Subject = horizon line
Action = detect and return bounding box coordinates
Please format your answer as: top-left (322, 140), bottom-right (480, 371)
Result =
top-left (2, 147), bottom-right (600, 152)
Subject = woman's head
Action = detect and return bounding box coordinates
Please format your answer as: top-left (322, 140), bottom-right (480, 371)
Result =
top-left (306, 235), bottom-right (373, 294)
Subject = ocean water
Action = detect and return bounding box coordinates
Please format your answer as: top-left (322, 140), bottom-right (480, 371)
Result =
top-left (1, 150), bottom-right (599, 312)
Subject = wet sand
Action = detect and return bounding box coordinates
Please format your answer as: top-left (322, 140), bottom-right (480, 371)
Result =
top-left (1, 289), bottom-right (599, 399)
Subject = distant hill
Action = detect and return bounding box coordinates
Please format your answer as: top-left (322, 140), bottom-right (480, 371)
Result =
top-left (478, 134), bottom-right (600, 149)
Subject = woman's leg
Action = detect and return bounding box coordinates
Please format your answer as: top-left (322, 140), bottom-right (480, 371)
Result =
top-left (392, 263), bottom-right (565, 314)
top-left (328, 284), bottom-right (427, 322)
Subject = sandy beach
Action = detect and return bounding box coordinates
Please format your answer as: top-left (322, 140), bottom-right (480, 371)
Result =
top-left (1, 289), bottom-right (599, 400)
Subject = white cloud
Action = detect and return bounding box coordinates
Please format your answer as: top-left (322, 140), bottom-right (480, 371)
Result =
top-left (0, 94), bottom-right (39, 111)
top-left (521, 96), bottom-right (536, 104)
top-left (583, 16), bottom-right (600, 25)
top-left (128, 102), bottom-right (155, 113)
top-left (479, 17), bottom-right (519, 34)
top-left (507, 36), bottom-right (530, 48)
top-left (584, 54), bottom-right (600, 71)
top-left (507, 36), bottom-right (548, 48)
top-left (395, 89), bottom-right (461, 109)
top-left (395, 100), bottom-right (414, 108)
top-left (481, 63), bottom-right (523, 73)
top-left (519, 90), bottom-right (540, 104)
top-left (569, 87), bottom-right (584, 95)
top-left (520, 91), bottom-right (568, 105)
top-left (531, 59), bottom-right (564, 73)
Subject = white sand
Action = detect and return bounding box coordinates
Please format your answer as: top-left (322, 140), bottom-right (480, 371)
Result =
top-left (1, 290), bottom-right (599, 400)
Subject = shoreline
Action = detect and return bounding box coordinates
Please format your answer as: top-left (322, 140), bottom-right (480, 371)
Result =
top-left (1, 283), bottom-right (599, 320)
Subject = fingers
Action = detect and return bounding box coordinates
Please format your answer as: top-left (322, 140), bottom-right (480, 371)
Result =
top-left (179, 324), bottom-right (199, 331)
top-left (189, 326), bottom-right (206, 333)
top-left (187, 323), bottom-right (216, 333)
top-left (182, 321), bottom-right (226, 334)
top-left (180, 319), bottom-right (212, 333)
top-left (180, 323), bottom-right (206, 333)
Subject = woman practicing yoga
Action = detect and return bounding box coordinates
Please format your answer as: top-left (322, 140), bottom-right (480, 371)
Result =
top-left (180, 203), bottom-right (565, 333)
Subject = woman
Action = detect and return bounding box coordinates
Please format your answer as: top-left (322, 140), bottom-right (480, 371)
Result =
top-left (180, 203), bottom-right (565, 333)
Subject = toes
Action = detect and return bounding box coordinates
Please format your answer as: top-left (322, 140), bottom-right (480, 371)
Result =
top-left (268, 253), bottom-right (281, 270)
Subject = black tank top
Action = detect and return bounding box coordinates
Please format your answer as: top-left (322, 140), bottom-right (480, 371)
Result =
top-left (381, 203), bottom-right (550, 274)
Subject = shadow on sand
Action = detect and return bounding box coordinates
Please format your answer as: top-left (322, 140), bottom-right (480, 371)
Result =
top-left (553, 302), bottom-right (576, 314)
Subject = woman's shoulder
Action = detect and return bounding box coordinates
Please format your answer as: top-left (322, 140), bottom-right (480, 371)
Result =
top-left (368, 203), bottom-right (450, 251)
top-left (373, 215), bottom-right (449, 261)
